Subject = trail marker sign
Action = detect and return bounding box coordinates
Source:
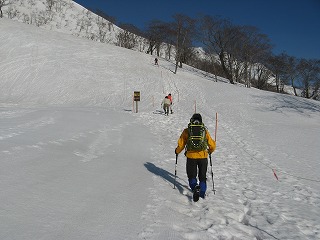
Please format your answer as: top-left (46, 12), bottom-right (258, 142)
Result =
top-left (134, 91), bottom-right (140, 101)
top-left (133, 91), bottom-right (140, 113)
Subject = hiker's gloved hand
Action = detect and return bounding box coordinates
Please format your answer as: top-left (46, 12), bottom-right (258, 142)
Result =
top-left (175, 148), bottom-right (178, 155)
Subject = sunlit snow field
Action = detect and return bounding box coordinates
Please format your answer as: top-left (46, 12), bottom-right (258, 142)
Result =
top-left (1, 18), bottom-right (320, 240)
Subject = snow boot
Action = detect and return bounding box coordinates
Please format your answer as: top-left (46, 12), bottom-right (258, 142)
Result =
top-left (193, 185), bottom-right (200, 202)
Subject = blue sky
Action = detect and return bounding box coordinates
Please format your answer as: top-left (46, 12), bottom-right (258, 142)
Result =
top-left (73, 0), bottom-right (320, 60)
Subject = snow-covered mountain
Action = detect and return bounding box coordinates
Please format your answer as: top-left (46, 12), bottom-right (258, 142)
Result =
top-left (2, 0), bottom-right (121, 44)
top-left (1, 15), bottom-right (320, 240)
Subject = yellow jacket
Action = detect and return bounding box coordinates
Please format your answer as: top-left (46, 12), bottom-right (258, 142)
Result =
top-left (175, 127), bottom-right (216, 159)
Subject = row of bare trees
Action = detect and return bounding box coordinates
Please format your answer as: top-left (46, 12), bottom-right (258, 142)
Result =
top-left (268, 54), bottom-right (320, 99)
top-left (115, 13), bottom-right (319, 99)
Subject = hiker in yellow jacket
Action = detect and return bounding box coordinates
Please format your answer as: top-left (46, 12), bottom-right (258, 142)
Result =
top-left (175, 113), bottom-right (216, 200)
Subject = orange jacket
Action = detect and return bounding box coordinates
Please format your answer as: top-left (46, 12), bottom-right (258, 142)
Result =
top-left (175, 127), bottom-right (216, 159)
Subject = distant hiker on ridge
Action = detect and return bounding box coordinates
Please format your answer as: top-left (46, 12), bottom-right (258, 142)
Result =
top-left (154, 57), bottom-right (158, 65)
top-left (175, 113), bottom-right (216, 202)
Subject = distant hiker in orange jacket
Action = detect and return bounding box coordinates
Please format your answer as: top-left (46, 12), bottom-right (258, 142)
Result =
top-left (167, 93), bottom-right (173, 114)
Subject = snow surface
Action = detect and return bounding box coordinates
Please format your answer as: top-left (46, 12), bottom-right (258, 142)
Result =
top-left (1, 18), bottom-right (320, 240)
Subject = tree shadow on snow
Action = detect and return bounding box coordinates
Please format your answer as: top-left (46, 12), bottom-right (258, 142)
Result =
top-left (144, 162), bottom-right (190, 197)
top-left (252, 94), bottom-right (320, 115)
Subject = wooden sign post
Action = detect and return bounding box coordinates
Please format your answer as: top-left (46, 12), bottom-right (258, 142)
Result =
top-left (134, 91), bottom-right (140, 113)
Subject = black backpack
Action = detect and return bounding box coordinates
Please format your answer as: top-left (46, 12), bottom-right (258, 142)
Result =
top-left (186, 122), bottom-right (208, 151)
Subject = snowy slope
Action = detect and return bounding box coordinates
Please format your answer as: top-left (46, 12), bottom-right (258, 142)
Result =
top-left (2, 0), bottom-right (120, 43)
top-left (1, 18), bottom-right (320, 240)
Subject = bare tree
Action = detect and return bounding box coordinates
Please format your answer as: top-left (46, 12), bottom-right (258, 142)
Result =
top-left (54, 0), bottom-right (68, 13)
top-left (180, 41), bottom-right (197, 66)
top-left (298, 59), bottom-right (320, 99)
top-left (266, 54), bottom-right (287, 93)
top-left (144, 20), bottom-right (171, 56)
top-left (115, 23), bottom-right (139, 49)
top-left (5, 4), bottom-right (19, 19)
top-left (199, 15), bottom-right (238, 83)
top-left (115, 29), bottom-right (135, 49)
top-left (171, 14), bottom-right (196, 74)
top-left (200, 16), bottom-right (273, 85)
top-left (96, 16), bottom-right (108, 42)
top-left (253, 62), bottom-right (273, 90)
top-left (0, 0), bottom-right (9, 18)
top-left (234, 26), bottom-right (272, 87)
top-left (280, 54), bottom-right (299, 96)
top-left (45, 0), bottom-right (54, 11)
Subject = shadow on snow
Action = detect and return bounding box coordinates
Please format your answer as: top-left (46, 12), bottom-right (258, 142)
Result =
top-left (144, 162), bottom-right (190, 197)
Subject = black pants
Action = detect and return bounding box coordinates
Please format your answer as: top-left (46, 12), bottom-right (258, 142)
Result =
top-left (186, 158), bottom-right (208, 182)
